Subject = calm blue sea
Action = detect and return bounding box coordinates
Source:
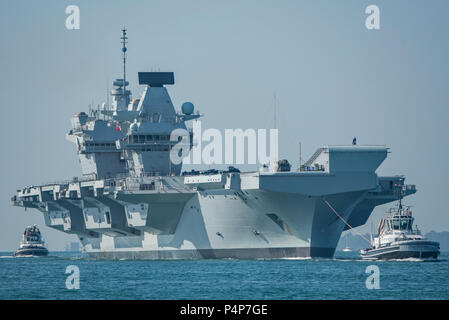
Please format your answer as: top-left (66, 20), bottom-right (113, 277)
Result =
top-left (0, 251), bottom-right (448, 300)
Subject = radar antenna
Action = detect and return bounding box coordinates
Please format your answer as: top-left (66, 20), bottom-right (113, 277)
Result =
top-left (121, 28), bottom-right (128, 95)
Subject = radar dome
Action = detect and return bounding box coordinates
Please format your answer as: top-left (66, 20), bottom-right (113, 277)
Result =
top-left (181, 102), bottom-right (194, 115)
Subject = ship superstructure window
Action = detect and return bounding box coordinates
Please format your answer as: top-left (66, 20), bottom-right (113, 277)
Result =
top-left (129, 134), bottom-right (170, 143)
top-left (84, 142), bottom-right (116, 147)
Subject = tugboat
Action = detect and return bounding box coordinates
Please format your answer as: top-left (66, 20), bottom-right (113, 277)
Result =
top-left (360, 200), bottom-right (440, 260)
top-left (14, 225), bottom-right (49, 257)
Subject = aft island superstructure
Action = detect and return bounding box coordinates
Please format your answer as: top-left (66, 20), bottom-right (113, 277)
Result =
top-left (11, 30), bottom-right (416, 259)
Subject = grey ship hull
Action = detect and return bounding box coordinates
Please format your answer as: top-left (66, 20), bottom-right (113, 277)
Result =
top-left (12, 147), bottom-right (417, 260)
top-left (88, 248), bottom-right (328, 260)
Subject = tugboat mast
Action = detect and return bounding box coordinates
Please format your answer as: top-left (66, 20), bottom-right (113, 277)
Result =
top-left (396, 181), bottom-right (404, 210)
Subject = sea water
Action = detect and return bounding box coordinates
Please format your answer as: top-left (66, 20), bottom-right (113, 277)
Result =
top-left (0, 251), bottom-right (447, 300)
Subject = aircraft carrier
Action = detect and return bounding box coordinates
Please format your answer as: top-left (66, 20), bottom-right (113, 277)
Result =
top-left (10, 30), bottom-right (416, 259)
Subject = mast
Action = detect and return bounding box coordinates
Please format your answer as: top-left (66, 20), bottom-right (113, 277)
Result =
top-left (273, 93), bottom-right (278, 172)
top-left (397, 179), bottom-right (404, 210)
top-left (121, 28), bottom-right (128, 96)
top-left (106, 80), bottom-right (109, 110)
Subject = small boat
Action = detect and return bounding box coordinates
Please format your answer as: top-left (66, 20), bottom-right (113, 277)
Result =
top-left (342, 236), bottom-right (352, 252)
top-left (360, 200), bottom-right (439, 260)
top-left (14, 225), bottom-right (49, 257)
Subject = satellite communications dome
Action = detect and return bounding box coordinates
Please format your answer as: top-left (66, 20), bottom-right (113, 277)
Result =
top-left (181, 102), bottom-right (194, 115)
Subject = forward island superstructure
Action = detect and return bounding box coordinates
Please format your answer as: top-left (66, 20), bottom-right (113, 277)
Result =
top-left (11, 30), bottom-right (416, 259)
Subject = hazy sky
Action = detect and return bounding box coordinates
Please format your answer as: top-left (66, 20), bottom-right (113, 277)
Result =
top-left (1, 0), bottom-right (448, 250)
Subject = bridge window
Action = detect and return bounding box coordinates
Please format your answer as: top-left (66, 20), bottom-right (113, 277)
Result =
top-left (391, 218), bottom-right (412, 230)
top-left (391, 219), bottom-right (400, 230)
top-left (401, 219), bottom-right (411, 230)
